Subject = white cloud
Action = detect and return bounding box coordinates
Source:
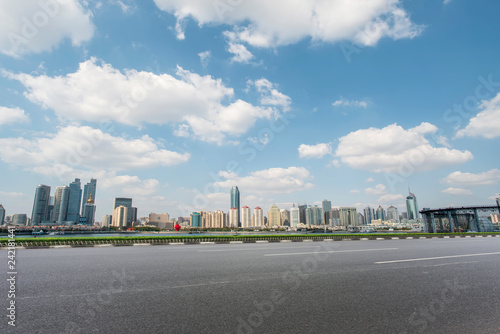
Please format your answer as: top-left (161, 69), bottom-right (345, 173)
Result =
top-left (153, 0), bottom-right (423, 49)
top-left (0, 125), bottom-right (190, 178)
top-left (248, 79), bottom-right (292, 111)
top-left (5, 58), bottom-right (289, 144)
top-left (198, 50), bottom-right (211, 66)
top-left (101, 175), bottom-right (159, 197)
top-left (442, 169), bottom-right (500, 186)
top-left (0, 106), bottom-right (29, 125)
top-left (456, 92), bottom-right (500, 139)
top-left (0, 0), bottom-right (94, 57)
top-left (365, 184), bottom-right (386, 195)
top-left (442, 187), bottom-right (473, 195)
top-left (332, 98), bottom-right (368, 108)
top-left (335, 122), bottom-right (473, 173)
top-left (365, 177), bottom-right (375, 183)
top-left (224, 32), bottom-right (254, 63)
top-left (298, 143), bottom-right (332, 159)
top-left (378, 194), bottom-right (404, 203)
top-left (213, 167), bottom-right (314, 195)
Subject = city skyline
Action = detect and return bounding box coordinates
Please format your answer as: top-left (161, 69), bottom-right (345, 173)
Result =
top-left (1, 1), bottom-right (500, 220)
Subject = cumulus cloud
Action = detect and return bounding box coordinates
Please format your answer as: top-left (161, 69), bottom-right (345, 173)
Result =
top-left (153, 0), bottom-right (423, 49)
top-left (0, 0), bottom-right (94, 57)
top-left (198, 50), bottom-right (211, 66)
top-left (365, 184), bottom-right (386, 195)
top-left (335, 122), bottom-right (473, 173)
top-left (0, 125), bottom-right (190, 178)
top-left (378, 194), bottom-right (404, 203)
top-left (213, 167), bottom-right (314, 195)
top-left (332, 98), bottom-right (368, 108)
top-left (247, 78), bottom-right (292, 111)
top-left (4, 58), bottom-right (289, 144)
top-left (298, 143), bottom-right (332, 159)
top-left (442, 187), bottom-right (473, 195)
top-left (456, 92), bottom-right (500, 139)
top-left (0, 106), bottom-right (29, 125)
top-left (442, 169), bottom-right (500, 186)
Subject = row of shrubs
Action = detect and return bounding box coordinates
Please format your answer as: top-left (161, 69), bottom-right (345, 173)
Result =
top-left (1, 232), bottom-right (499, 247)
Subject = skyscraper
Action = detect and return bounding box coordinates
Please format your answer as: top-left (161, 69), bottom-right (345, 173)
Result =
top-left (66, 178), bottom-right (82, 223)
top-left (386, 206), bottom-right (400, 222)
top-left (322, 200), bottom-right (332, 225)
top-left (230, 186), bottom-right (240, 227)
top-left (113, 198), bottom-right (133, 225)
top-left (82, 195), bottom-right (96, 226)
top-left (253, 207), bottom-right (263, 227)
top-left (364, 206), bottom-right (375, 225)
top-left (52, 186), bottom-right (70, 222)
top-left (190, 212), bottom-right (202, 228)
top-left (112, 206), bottom-right (128, 228)
top-left (31, 184), bottom-right (51, 225)
top-left (406, 191), bottom-right (419, 220)
top-left (280, 209), bottom-right (290, 226)
top-left (339, 207), bottom-right (357, 227)
top-left (290, 206), bottom-right (300, 227)
top-left (241, 206), bottom-right (251, 228)
top-left (267, 205), bottom-right (281, 227)
top-left (81, 179), bottom-right (97, 216)
top-left (376, 205), bottom-right (385, 221)
top-left (306, 206), bottom-right (322, 226)
top-left (229, 207), bottom-right (239, 228)
top-left (0, 204), bottom-right (5, 225)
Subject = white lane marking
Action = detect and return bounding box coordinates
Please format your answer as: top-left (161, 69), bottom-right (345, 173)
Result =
top-left (264, 248), bottom-right (398, 257)
top-left (198, 246), bottom-right (320, 253)
top-left (375, 252), bottom-right (500, 264)
top-left (431, 261), bottom-right (478, 267)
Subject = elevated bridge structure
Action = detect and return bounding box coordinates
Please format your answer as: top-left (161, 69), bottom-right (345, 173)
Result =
top-left (420, 205), bottom-right (500, 233)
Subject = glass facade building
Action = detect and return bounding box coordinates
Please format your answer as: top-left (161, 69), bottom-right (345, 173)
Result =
top-left (67, 178), bottom-right (82, 223)
top-left (81, 179), bottom-right (97, 216)
top-left (31, 184), bottom-right (51, 225)
top-left (406, 192), bottom-right (419, 220)
top-left (230, 186), bottom-right (240, 227)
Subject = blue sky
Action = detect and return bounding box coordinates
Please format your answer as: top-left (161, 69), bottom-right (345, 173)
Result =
top-left (0, 0), bottom-right (499, 221)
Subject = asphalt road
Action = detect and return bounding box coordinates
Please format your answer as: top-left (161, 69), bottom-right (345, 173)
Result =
top-left (1, 237), bottom-right (500, 334)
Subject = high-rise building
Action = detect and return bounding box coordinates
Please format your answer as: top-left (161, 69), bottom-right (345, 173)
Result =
top-left (386, 206), bottom-right (400, 222)
top-left (52, 186), bottom-right (70, 222)
top-left (496, 196), bottom-right (500, 209)
top-left (229, 207), bottom-right (239, 228)
top-left (102, 215), bottom-right (112, 227)
top-left (81, 179), bottom-right (97, 216)
top-left (230, 186), bottom-right (240, 227)
top-left (190, 212), bottom-right (202, 228)
top-left (363, 206), bottom-right (375, 225)
top-left (306, 206), bottom-right (322, 226)
top-left (241, 206), bottom-right (251, 228)
top-left (31, 184), bottom-right (51, 225)
top-left (82, 195), bottom-right (96, 226)
top-left (267, 205), bottom-right (281, 227)
top-left (12, 214), bottom-right (28, 226)
top-left (376, 205), bottom-right (385, 221)
top-left (66, 178), bottom-right (82, 223)
top-left (280, 209), bottom-right (290, 226)
top-left (357, 213), bottom-right (365, 226)
top-left (0, 204), bottom-right (5, 225)
top-left (322, 200), bottom-right (332, 225)
top-left (290, 205), bottom-right (300, 227)
top-left (131, 207), bottom-right (138, 223)
top-left (113, 198), bottom-right (133, 225)
top-left (329, 208), bottom-right (341, 226)
top-left (298, 205), bottom-right (307, 226)
top-left (339, 207), bottom-right (357, 226)
top-left (112, 206), bottom-right (128, 228)
top-left (253, 207), bottom-right (264, 227)
top-left (406, 191), bottom-right (419, 220)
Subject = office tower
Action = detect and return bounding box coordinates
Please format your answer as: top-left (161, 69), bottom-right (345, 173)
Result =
top-left (306, 206), bottom-right (322, 226)
top-left (376, 205), bottom-right (385, 221)
top-left (253, 207), bottom-right (264, 227)
top-left (241, 206), bottom-right (251, 228)
top-left (290, 205), bottom-right (300, 227)
top-left (298, 205), bottom-right (307, 226)
top-left (82, 195), bottom-right (96, 226)
top-left (364, 206), bottom-right (375, 225)
top-left (102, 215), bottom-right (112, 227)
top-left (229, 207), bottom-right (239, 228)
top-left (0, 204), bottom-right (5, 225)
top-left (406, 191), bottom-right (419, 220)
top-left (357, 213), bottom-right (364, 226)
top-left (322, 200), bottom-right (332, 225)
top-left (112, 206), bottom-right (128, 228)
top-left (113, 198), bottom-right (133, 225)
top-left (52, 185), bottom-right (70, 222)
top-left (339, 207), bottom-right (357, 226)
top-left (280, 209), bottom-right (290, 226)
top-left (131, 207), bottom-right (138, 223)
top-left (66, 178), bottom-right (82, 223)
top-left (329, 208), bottom-right (341, 226)
top-left (12, 214), bottom-right (28, 226)
top-left (31, 184), bottom-right (51, 225)
top-left (267, 205), bottom-right (281, 227)
top-left (386, 206), bottom-right (400, 222)
top-left (190, 212), bottom-right (202, 228)
top-left (230, 186), bottom-right (240, 227)
top-left (81, 179), bottom-right (97, 216)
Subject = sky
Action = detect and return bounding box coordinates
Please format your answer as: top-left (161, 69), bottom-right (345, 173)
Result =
top-left (0, 0), bottom-right (499, 221)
